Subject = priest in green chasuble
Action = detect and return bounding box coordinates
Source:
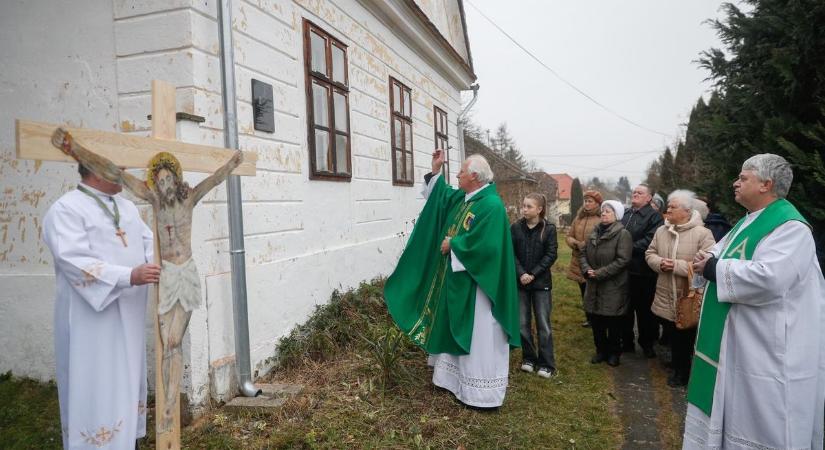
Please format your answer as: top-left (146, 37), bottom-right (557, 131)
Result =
top-left (385, 149), bottom-right (520, 408)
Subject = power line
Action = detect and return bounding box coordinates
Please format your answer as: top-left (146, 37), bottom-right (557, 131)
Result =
top-left (532, 149), bottom-right (662, 158)
top-left (542, 152), bottom-right (656, 176)
top-left (465, 0), bottom-right (675, 138)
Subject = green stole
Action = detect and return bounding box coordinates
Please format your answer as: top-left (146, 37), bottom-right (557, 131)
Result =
top-left (687, 199), bottom-right (807, 415)
top-left (384, 175), bottom-right (521, 354)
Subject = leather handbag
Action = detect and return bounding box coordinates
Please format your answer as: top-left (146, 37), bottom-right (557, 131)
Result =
top-left (675, 265), bottom-right (704, 330)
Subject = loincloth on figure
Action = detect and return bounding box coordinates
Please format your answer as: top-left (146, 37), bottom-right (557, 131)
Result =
top-left (158, 258), bottom-right (202, 315)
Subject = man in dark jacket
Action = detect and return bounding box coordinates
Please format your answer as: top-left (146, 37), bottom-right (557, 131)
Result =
top-left (620, 184), bottom-right (664, 357)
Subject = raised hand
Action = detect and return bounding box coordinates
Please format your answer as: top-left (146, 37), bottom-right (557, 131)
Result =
top-left (52, 128), bottom-right (74, 156)
top-left (229, 150), bottom-right (243, 169)
top-left (431, 149), bottom-right (445, 174)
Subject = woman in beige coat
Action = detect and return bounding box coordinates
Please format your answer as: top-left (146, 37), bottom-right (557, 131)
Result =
top-left (566, 190), bottom-right (603, 327)
top-left (645, 189), bottom-right (715, 387)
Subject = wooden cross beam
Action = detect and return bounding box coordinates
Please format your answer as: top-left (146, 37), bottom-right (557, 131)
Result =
top-left (16, 80), bottom-right (257, 450)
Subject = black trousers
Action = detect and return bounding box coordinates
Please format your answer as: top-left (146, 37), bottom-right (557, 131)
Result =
top-left (591, 314), bottom-right (622, 357)
top-left (622, 274), bottom-right (658, 350)
top-left (661, 320), bottom-right (697, 376)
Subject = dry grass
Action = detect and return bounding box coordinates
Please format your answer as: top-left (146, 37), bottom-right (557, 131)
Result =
top-left (1, 233), bottom-right (626, 449)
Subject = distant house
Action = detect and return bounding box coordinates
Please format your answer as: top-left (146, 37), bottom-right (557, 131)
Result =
top-left (463, 135), bottom-right (541, 221)
top-left (530, 172), bottom-right (560, 225)
top-left (549, 173), bottom-right (574, 222)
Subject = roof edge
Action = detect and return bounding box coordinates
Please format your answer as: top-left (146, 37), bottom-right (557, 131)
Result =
top-left (402, 0), bottom-right (476, 82)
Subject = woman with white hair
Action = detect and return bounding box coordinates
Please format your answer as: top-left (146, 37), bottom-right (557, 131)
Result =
top-left (580, 200), bottom-right (632, 366)
top-left (645, 190), bottom-right (716, 387)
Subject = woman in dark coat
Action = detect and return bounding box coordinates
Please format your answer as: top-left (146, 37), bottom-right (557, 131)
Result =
top-left (580, 200), bottom-right (633, 366)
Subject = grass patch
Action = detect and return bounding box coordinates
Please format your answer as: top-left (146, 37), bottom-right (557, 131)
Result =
top-left (0, 233), bottom-right (626, 449)
top-left (182, 232), bottom-right (623, 449)
top-left (0, 371), bottom-right (62, 449)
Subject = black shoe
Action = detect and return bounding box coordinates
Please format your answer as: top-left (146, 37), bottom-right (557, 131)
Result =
top-left (667, 373), bottom-right (688, 387)
top-left (606, 354), bottom-right (620, 367)
top-left (642, 347), bottom-right (656, 358)
top-left (590, 353), bottom-right (606, 364)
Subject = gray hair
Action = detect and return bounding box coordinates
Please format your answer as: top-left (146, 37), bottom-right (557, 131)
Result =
top-left (465, 154), bottom-right (494, 183)
top-left (742, 153), bottom-right (793, 198)
top-left (667, 189), bottom-right (697, 212)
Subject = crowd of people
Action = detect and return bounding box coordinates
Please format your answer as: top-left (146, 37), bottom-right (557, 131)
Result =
top-left (386, 150), bottom-right (824, 449)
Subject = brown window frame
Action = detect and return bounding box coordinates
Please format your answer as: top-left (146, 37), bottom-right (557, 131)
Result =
top-left (433, 106), bottom-right (449, 184)
top-left (303, 19), bottom-right (352, 181)
top-left (389, 77), bottom-right (414, 186)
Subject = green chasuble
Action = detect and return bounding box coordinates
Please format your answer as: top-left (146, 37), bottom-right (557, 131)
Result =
top-left (384, 175), bottom-right (521, 355)
top-left (687, 199), bottom-right (807, 416)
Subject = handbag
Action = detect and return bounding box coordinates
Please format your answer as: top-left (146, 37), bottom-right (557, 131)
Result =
top-left (675, 265), bottom-right (704, 330)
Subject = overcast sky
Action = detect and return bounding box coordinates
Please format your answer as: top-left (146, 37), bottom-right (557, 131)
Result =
top-left (462, 0), bottom-right (731, 186)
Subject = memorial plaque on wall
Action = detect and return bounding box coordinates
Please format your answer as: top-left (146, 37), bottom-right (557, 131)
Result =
top-left (251, 79), bottom-right (275, 133)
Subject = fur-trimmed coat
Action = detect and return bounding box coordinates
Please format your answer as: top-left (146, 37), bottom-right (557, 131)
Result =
top-left (645, 211), bottom-right (716, 321)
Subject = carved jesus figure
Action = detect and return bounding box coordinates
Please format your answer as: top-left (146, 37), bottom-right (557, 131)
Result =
top-left (52, 128), bottom-right (242, 431)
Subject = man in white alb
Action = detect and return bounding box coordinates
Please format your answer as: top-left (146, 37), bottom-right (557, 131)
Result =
top-left (43, 163), bottom-right (160, 449)
top-left (685, 154), bottom-right (825, 449)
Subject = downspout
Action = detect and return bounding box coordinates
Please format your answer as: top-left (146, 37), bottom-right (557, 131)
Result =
top-left (217, 0), bottom-right (261, 398)
top-left (457, 83), bottom-right (479, 161)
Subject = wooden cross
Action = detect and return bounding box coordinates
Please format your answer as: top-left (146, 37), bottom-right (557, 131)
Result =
top-left (16, 80), bottom-right (257, 450)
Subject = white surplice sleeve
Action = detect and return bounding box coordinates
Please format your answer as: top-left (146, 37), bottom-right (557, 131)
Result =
top-left (451, 250), bottom-right (466, 273)
top-left (716, 221), bottom-right (812, 306)
top-left (421, 172), bottom-right (441, 199)
top-left (43, 202), bottom-right (134, 312)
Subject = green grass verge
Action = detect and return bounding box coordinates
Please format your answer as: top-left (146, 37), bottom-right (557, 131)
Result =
top-left (0, 232), bottom-right (622, 449)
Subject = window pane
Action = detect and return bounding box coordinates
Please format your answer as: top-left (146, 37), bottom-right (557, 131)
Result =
top-left (441, 114), bottom-right (447, 133)
top-left (405, 92), bottom-right (412, 118)
top-left (310, 31), bottom-right (327, 75)
top-left (393, 118), bottom-right (402, 148)
top-left (312, 82), bottom-right (329, 127)
top-left (395, 150), bottom-right (404, 181)
top-left (393, 83), bottom-right (401, 113)
top-left (315, 129), bottom-right (329, 172)
top-left (334, 91), bottom-right (348, 132)
top-left (335, 134), bottom-right (349, 174)
top-left (405, 152), bottom-right (413, 181)
top-left (404, 122), bottom-right (412, 151)
top-left (332, 45), bottom-right (345, 84)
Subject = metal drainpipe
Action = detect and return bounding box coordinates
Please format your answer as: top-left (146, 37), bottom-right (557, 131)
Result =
top-left (457, 83), bottom-right (480, 161)
top-left (217, 0), bottom-right (261, 398)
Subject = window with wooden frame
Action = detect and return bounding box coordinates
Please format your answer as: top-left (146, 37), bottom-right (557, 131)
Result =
top-left (433, 106), bottom-right (449, 183)
top-left (389, 77), bottom-right (414, 185)
top-left (303, 20), bottom-right (351, 180)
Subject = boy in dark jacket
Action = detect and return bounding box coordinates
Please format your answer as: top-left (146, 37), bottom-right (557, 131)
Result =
top-left (511, 193), bottom-right (558, 378)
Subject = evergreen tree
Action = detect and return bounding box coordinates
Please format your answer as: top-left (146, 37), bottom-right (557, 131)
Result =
top-left (570, 177), bottom-right (583, 215)
top-left (659, 147), bottom-right (676, 194)
top-left (615, 176), bottom-right (632, 204)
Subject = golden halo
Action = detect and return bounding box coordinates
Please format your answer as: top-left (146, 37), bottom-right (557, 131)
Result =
top-left (146, 152), bottom-right (182, 189)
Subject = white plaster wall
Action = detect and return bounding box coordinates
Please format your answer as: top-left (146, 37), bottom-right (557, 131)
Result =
top-left (1, 0), bottom-right (469, 410)
top-left (0, 0), bottom-right (122, 381)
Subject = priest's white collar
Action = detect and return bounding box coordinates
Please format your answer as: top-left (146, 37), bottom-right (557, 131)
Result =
top-left (464, 183), bottom-right (488, 202)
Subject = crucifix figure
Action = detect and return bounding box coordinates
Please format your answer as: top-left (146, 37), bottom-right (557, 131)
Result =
top-left (52, 128), bottom-right (242, 431)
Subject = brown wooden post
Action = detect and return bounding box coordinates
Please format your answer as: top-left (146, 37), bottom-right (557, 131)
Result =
top-left (151, 80), bottom-right (180, 450)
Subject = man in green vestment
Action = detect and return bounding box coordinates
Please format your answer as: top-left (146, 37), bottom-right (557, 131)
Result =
top-left (384, 149), bottom-right (520, 408)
